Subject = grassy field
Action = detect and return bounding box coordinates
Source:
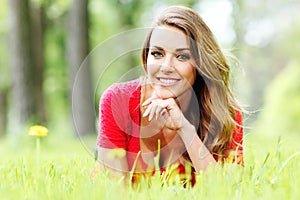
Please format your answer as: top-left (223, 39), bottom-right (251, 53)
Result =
top-left (0, 132), bottom-right (299, 200)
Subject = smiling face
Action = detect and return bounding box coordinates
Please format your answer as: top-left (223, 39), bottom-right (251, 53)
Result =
top-left (145, 25), bottom-right (196, 99)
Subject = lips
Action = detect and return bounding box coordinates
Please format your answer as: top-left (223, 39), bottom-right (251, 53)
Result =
top-left (157, 77), bottom-right (181, 86)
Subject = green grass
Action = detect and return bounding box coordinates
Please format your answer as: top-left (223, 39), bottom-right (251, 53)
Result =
top-left (0, 133), bottom-right (300, 200)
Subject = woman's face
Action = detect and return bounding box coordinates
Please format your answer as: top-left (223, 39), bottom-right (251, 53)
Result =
top-left (146, 25), bottom-right (196, 99)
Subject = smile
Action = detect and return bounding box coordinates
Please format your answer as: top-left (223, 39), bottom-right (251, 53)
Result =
top-left (157, 78), bottom-right (180, 86)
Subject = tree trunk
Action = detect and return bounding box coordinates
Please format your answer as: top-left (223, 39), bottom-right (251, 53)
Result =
top-left (8, 0), bottom-right (38, 128)
top-left (31, 2), bottom-right (47, 124)
top-left (0, 88), bottom-right (8, 138)
top-left (67, 0), bottom-right (95, 136)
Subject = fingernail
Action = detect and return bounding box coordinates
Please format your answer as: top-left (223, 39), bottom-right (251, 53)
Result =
top-left (149, 114), bottom-right (153, 121)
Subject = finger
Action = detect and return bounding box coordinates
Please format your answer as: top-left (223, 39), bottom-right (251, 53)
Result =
top-left (160, 108), bottom-right (168, 121)
top-left (153, 98), bottom-right (176, 111)
top-left (142, 95), bottom-right (157, 107)
top-left (148, 103), bottom-right (158, 121)
top-left (155, 105), bottom-right (164, 120)
top-left (142, 98), bottom-right (151, 107)
top-left (142, 102), bottom-right (152, 117)
top-left (142, 91), bottom-right (160, 107)
top-left (166, 98), bottom-right (176, 110)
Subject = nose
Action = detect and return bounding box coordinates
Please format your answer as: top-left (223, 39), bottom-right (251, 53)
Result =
top-left (160, 54), bottom-right (174, 73)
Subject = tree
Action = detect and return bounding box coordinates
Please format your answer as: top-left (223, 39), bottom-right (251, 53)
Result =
top-left (31, 1), bottom-right (47, 124)
top-left (0, 1), bottom-right (9, 137)
top-left (0, 88), bottom-right (8, 137)
top-left (8, 0), bottom-right (46, 130)
top-left (67, 0), bottom-right (95, 136)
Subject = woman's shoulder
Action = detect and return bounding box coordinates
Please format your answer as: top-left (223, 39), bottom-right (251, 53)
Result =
top-left (231, 109), bottom-right (243, 146)
top-left (234, 110), bottom-right (243, 125)
top-left (100, 79), bottom-right (141, 101)
top-left (113, 79), bottom-right (141, 92)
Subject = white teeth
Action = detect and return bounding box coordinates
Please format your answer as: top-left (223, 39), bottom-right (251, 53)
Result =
top-left (159, 78), bottom-right (178, 84)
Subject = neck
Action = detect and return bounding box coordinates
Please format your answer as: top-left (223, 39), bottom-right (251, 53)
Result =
top-left (175, 88), bottom-right (193, 113)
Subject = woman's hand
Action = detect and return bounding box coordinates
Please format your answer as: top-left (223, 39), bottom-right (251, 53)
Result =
top-left (142, 93), bottom-right (217, 172)
top-left (142, 96), bottom-right (184, 131)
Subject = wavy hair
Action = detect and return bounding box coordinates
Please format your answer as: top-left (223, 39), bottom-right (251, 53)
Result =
top-left (141, 6), bottom-right (242, 156)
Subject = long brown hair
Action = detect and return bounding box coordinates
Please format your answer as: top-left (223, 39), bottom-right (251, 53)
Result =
top-left (141, 6), bottom-right (242, 156)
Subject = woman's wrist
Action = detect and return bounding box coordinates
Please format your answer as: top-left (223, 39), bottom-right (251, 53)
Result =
top-left (178, 118), bottom-right (197, 143)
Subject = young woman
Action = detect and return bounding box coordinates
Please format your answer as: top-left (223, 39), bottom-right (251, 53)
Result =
top-left (96, 5), bottom-right (243, 184)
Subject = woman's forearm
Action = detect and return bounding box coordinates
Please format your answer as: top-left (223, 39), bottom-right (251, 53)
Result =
top-left (97, 147), bottom-right (129, 179)
top-left (178, 119), bottom-right (216, 172)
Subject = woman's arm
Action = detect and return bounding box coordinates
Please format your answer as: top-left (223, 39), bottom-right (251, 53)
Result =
top-left (97, 147), bottom-right (129, 179)
top-left (96, 83), bottom-right (130, 180)
top-left (178, 118), bottom-right (216, 172)
top-left (142, 96), bottom-right (217, 172)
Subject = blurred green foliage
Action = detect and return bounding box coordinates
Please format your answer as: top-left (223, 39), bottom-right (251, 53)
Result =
top-left (1, 1), bottom-right (300, 197)
top-left (255, 60), bottom-right (300, 136)
top-left (0, 0), bottom-right (299, 139)
top-left (252, 13), bottom-right (300, 137)
top-left (0, 1), bottom-right (8, 89)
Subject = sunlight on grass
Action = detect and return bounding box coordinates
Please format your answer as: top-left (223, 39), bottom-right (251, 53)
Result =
top-left (0, 133), bottom-right (299, 199)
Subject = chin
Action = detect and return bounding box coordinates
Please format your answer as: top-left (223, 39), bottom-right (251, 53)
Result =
top-left (153, 87), bottom-right (179, 99)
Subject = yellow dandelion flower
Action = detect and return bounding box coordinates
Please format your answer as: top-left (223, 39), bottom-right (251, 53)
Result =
top-left (28, 125), bottom-right (48, 137)
top-left (108, 148), bottom-right (126, 159)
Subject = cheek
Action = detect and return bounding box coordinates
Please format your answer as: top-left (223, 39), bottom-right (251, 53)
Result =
top-left (182, 66), bottom-right (196, 84)
top-left (147, 66), bottom-right (159, 77)
top-left (146, 59), bottom-right (160, 75)
top-left (190, 68), bottom-right (196, 83)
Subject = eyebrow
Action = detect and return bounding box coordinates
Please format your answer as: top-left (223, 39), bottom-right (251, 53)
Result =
top-left (150, 46), bottom-right (190, 52)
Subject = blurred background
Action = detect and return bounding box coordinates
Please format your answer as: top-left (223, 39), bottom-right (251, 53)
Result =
top-left (0, 0), bottom-right (299, 150)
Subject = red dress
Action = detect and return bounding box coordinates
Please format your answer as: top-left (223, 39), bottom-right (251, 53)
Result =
top-left (97, 79), bottom-right (243, 182)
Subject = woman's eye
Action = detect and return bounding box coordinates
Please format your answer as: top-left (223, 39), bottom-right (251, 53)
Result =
top-left (177, 54), bottom-right (190, 61)
top-left (150, 51), bottom-right (163, 58)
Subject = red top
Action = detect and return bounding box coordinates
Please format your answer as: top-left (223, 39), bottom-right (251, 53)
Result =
top-left (97, 79), bottom-right (243, 176)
